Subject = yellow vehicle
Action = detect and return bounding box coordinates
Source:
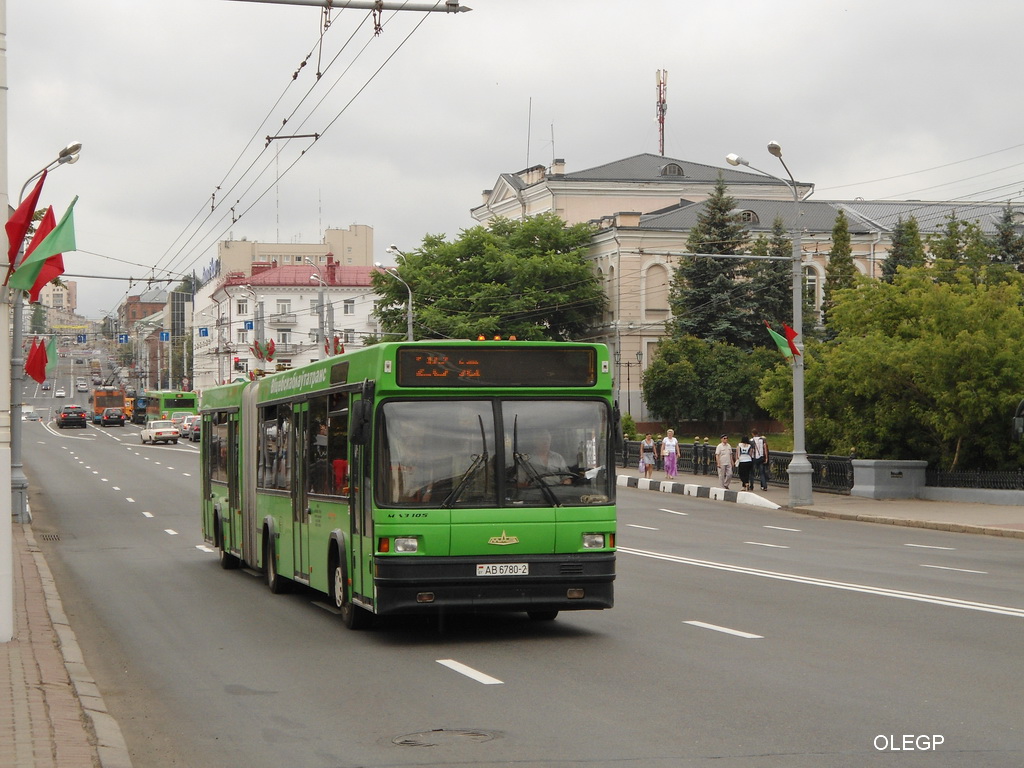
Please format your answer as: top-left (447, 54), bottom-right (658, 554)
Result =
top-left (124, 397), bottom-right (135, 419)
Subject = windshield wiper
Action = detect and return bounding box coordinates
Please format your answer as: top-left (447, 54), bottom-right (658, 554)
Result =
top-left (442, 415), bottom-right (489, 508)
top-left (511, 417), bottom-right (560, 507)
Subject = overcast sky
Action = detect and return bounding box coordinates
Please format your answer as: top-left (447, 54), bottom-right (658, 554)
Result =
top-left (9, 0), bottom-right (1024, 318)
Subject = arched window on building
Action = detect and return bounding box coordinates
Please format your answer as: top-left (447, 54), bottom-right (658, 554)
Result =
top-left (643, 264), bottom-right (671, 319)
top-left (660, 163), bottom-right (685, 176)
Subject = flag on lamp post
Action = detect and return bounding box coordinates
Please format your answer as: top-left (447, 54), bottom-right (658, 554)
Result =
top-left (765, 321), bottom-right (794, 360)
top-left (782, 322), bottom-right (802, 357)
top-left (45, 336), bottom-right (59, 378)
top-left (25, 337), bottom-right (48, 384)
top-left (24, 206), bottom-right (61, 303)
top-left (9, 196), bottom-right (77, 293)
top-left (5, 169), bottom-right (47, 281)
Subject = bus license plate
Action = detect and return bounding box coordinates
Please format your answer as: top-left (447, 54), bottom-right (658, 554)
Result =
top-left (476, 563), bottom-right (529, 576)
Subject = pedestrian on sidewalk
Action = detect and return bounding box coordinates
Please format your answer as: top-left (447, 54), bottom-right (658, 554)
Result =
top-left (736, 435), bottom-right (754, 490)
top-left (692, 436), bottom-right (701, 474)
top-left (661, 429), bottom-right (680, 478)
top-left (715, 434), bottom-right (735, 489)
top-left (640, 433), bottom-right (659, 479)
top-left (750, 429), bottom-right (769, 491)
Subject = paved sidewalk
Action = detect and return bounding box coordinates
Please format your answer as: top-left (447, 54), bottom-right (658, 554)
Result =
top-left (618, 464), bottom-right (1024, 539)
top-left (1, 523), bottom-right (132, 768)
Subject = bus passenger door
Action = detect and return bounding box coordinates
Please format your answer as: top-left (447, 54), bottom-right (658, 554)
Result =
top-left (292, 403), bottom-right (311, 583)
top-left (348, 395), bottom-right (373, 606)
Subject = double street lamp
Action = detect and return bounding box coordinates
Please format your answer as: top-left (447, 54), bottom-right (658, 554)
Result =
top-left (377, 245), bottom-right (414, 341)
top-left (726, 141), bottom-right (813, 507)
top-left (11, 141), bottom-right (83, 523)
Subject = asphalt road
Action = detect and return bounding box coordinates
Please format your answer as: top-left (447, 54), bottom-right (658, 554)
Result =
top-left (21, 387), bottom-right (1024, 768)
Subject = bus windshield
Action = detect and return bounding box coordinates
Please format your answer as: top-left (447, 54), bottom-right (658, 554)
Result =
top-left (376, 398), bottom-right (611, 508)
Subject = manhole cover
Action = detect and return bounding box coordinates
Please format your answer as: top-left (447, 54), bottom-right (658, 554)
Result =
top-left (393, 728), bottom-right (497, 747)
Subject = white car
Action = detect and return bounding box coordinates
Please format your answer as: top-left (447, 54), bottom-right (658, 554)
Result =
top-left (140, 420), bottom-right (180, 445)
top-left (54, 388), bottom-right (66, 398)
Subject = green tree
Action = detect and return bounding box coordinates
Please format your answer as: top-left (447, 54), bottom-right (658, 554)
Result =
top-left (30, 304), bottom-right (47, 335)
top-left (371, 213), bottom-right (606, 341)
top-left (993, 206), bottom-right (1024, 265)
top-left (782, 265), bottom-right (1024, 469)
top-left (927, 212), bottom-right (992, 284)
top-left (882, 216), bottom-right (926, 283)
top-left (821, 208), bottom-right (856, 331)
top-left (641, 335), bottom-right (775, 428)
top-left (668, 175), bottom-right (751, 346)
top-left (746, 216), bottom-right (793, 339)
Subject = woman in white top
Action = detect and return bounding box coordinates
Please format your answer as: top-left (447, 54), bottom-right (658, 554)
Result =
top-left (736, 436), bottom-right (754, 491)
top-left (661, 429), bottom-right (680, 478)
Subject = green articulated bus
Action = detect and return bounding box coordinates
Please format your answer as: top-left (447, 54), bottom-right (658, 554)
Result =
top-left (200, 340), bottom-right (618, 629)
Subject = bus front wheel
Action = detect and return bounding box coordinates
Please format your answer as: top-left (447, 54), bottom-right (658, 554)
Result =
top-left (331, 561), bottom-right (370, 630)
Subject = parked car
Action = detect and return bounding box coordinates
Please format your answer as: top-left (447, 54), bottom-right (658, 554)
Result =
top-left (140, 420), bottom-right (180, 445)
top-left (56, 405), bottom-right (87, 428)
top-left (54, 388), bottom-right (66, 398)
top-left (100, 407), bottom-right (126, 427)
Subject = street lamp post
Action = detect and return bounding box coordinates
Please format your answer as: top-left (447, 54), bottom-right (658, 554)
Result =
top-left (305, 258), bottom-right (326, 354)
top-left (378, 245), bottom-right (414, 341)
top-left (727, 142), bottom-right (813, 506)
top-left (10, 141), bottom-right (83, 523)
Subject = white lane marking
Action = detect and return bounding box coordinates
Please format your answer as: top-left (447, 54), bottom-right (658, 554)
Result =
top-left (182, 473), bottom-right (192, 477)
top-left (436, 659), bottom-right (503, 685)
top-left (905, 543), bottom-right (956, 551)
top-left (660, 508), bottom-right (688, 516)
top-left (684, 620), bottom-right (763, 639)
top-left (920, 564), bottom-right (987, 575)
top-left (764, 525), bottom-right (801, 532)
top-left (165, 529), bottom-right (179, 536)
top-left (126, 498), bottom-right (135, 503)
top-left (196, 545), bottom-right (215, 553)
top-left (628, 524), bottom-right (659, 530)
top-left (112, 486), bottom-right (120, 490)
top-left (142, 512), bottom-right (154, 518)
top-left (619, 547), bottom-right (1024, 618)
top-left (745, 541), bottom-right (790, 549)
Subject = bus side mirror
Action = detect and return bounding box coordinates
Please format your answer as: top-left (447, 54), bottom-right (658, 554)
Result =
top-left (350, 399), bottom-right (372, 446)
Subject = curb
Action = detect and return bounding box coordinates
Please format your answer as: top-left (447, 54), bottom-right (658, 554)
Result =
top-left (24, 525), bottom-right (135, 768)
top-left (617, 474), bottom-right (781, 509)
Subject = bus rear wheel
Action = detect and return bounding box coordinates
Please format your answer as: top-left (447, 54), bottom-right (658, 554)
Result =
top-left (264, 540), bottom-right (289, 594)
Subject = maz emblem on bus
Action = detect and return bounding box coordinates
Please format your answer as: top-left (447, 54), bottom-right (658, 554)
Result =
top-left (488, 531), bottom-right (519, 546)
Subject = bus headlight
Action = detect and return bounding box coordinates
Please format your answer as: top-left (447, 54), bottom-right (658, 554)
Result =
top-left (394, 536), bottom-right (419, 553)
top-left (582, 533), bottom-right (605, 549)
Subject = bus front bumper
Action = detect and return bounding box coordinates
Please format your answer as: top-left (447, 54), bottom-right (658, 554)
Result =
top-left (371, 552), bottom-right (615, 615)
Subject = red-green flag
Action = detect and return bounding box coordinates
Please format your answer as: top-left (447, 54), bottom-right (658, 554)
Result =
top-left (9, 196), bottom-right (77, 293)
top-left (25, 206), bottom-right (62, 303)
top-left (25, 337), bottom-right (47, 384)
top-left (765, 321), bottom-right (793, 359)
top-left (5, 170), bottom-right (47, 280)
top-left (782, 322), bottom-right (802, 357)
top-left (45, 336), bottom-right (59, 378)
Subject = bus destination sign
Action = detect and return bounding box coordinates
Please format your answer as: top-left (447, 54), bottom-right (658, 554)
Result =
top-left (396, 347), bottom-right (597, 388)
